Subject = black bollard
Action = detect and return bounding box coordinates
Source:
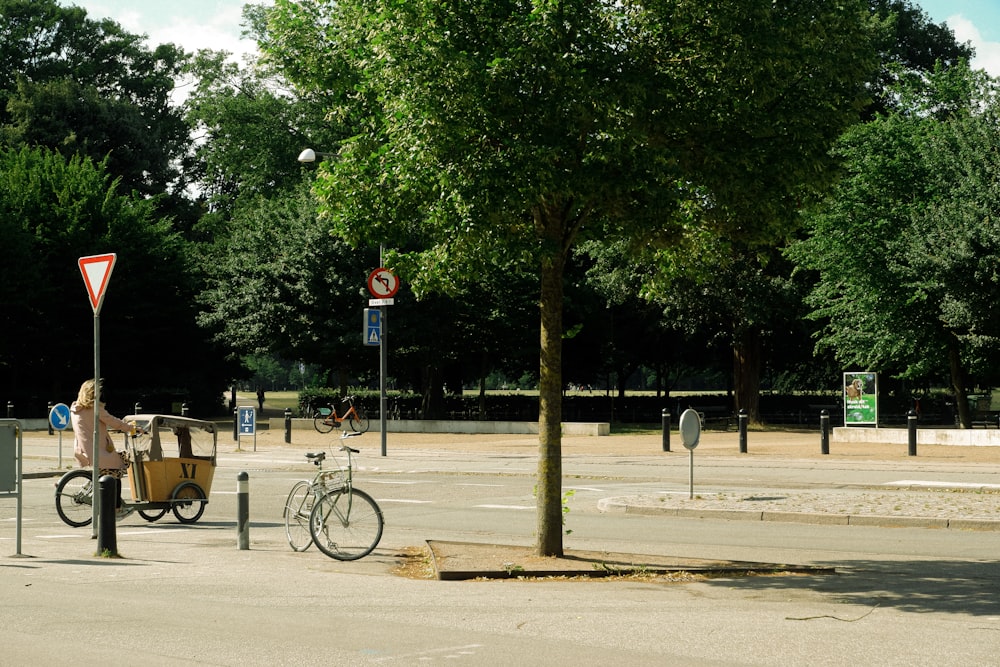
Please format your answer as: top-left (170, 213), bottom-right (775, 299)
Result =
top-left (96, 475), bottom-right (118, 556)
top-left (6, 401), bottom-right (12, 418)
top-left (237, 472), bottom-right (249, 550)
top-left (48, 401), bottom-right (54, 435)
top-left (182, 402), bottom-right (190, 417)
top-left (134, 402), bottom-right (142, 415)
top-left (661, 409), bottom-right (671, 452)
top-left (233, 408), bottom-right (239, 442)
top-left (820, 409), bottom-right (830, 455)
top-left (738, 409), bottom-right (748, 453)
top-left (907, 409), bottom-right (918, 456)
top-left (284, 408), bottom-right (292, 444)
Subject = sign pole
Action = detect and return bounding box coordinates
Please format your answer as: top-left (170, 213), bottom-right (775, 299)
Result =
top-left (78, 253), bottom-right (117, 540)
top-left (92, 314), bottom-right (101, 537)
top-left (380, 304), bottom-right (387, 457)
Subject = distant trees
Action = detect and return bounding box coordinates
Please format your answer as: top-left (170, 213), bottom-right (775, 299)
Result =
top-left (789, 64), bottom-right (1000, 428)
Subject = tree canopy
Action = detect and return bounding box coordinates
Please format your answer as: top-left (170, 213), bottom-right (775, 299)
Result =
top-left (260, 0), bottom-right (877, 556)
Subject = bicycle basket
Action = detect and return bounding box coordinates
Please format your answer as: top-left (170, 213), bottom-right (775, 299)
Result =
top-left (317, 470), bottom-right (345, 490)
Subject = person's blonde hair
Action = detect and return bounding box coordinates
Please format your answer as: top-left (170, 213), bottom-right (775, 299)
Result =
top-left (76, 379), bottom-right (98, 409)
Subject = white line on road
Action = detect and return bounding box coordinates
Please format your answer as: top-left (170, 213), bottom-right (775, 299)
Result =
top-left (377, 499), bottom-right (433, 504)
top-left (474, 504), bottom-right (534, 510)
top-left (887, 480), bottom-right (1000, 490)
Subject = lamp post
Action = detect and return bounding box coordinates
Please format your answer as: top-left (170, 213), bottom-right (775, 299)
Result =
top-left (299, 148), bottom-right (389, 457)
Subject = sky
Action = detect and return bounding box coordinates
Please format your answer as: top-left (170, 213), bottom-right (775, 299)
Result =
top-left (68, 0), bottom-right (999, 75)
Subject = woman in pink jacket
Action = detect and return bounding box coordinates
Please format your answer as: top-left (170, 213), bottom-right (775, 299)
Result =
top-left (70, 379), bottom-right (136, 516)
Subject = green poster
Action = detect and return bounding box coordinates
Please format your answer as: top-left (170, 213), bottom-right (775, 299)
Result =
top-left (843, 372), bottom-right (877, 425)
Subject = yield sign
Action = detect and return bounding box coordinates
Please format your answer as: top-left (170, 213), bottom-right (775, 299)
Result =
top-left (78, 253), bottom-right (117, 314)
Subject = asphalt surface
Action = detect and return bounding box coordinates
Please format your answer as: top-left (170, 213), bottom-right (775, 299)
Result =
top-left (5, 426), bottom-right (1000, 665)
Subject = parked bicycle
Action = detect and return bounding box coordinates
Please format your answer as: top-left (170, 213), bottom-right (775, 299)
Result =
top-left (312, 395), bottom-right (370, 434)
top-left (283, 442), bottom-right (384, 560)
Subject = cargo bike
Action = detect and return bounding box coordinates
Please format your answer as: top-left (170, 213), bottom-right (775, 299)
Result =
top-left (54, 414), bottom-right (217, 527)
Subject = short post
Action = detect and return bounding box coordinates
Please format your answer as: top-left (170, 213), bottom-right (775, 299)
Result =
top-left (661, 409), bottom-right (671, 452)
top-left (237, 472), bottom-right (249, 550)
top-left (738, 409), bottom-right (748, 453)
top-left (47, 401), bottom-right (54, 435)
top-left (820, 409), bottom-right (830, 455)
top-left (6, 401), bottom-right (12, 418)
top-left (284, 408), bottom-right (292, 444)
top-left (134, 401), bottom-right (142, 414)
top-left (181, 402), bottom-right (190, 417)
top-left (96, 475), bottom-right (118, 556)
top-left (233, 408), bottom-right (238, 442)
top-left (907, 409), bottom-right (918, 456)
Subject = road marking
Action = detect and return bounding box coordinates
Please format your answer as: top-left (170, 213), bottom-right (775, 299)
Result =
top-left (474, 504), bottom-right (534, 510)
top-left (887, 480), bottom-right (1000, 490)
top-left (456, 483), bottom-right (504, 487)
top-left (377, 499), bottom-right (433, 504)
top-left (565, 486), bottom-right (604, 492)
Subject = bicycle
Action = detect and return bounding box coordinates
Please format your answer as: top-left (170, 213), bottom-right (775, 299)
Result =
top-left (312, 395), bottom-right (370, 434)
top-left (283, 442), bottom-right (384, 560)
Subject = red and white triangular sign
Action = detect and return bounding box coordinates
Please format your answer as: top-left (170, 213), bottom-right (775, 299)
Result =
top-left (78, 253), bottom-right (117, 314)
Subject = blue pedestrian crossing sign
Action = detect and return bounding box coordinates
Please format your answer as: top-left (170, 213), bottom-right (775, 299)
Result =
top-left (238, 406), bottom-right (255, 435)
top-left (364, 308), bottom-right (381, 346)
top-left (49, 403), bottom-right (71, 431)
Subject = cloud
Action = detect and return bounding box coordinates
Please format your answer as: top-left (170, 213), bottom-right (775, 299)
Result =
top-left (947, 15), bottom-right (1000, 78)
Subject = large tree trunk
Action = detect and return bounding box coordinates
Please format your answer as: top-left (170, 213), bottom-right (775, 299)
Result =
top-left (948, 341), bottom-right (971, 429)
top-left (537, 250), bottom-right (564, 557)
top-left (732, 328), bottom-right (762, 424)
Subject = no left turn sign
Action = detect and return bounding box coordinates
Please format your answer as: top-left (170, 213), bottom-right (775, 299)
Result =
top-left (367, 268), bottom-right (399, 298)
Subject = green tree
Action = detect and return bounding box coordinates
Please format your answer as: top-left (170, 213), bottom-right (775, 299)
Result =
top-left (0, 0), bottom-right (189, 200)
top-left (789, 64), bottom-right (1000, 428)
top-left (260, 0), bottom-right (874, 556)
top-left (0, 145), bottom-right (230, 411)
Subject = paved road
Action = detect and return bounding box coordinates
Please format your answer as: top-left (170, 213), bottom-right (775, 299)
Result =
top-left (4, 428), bottom-right (1000, 665)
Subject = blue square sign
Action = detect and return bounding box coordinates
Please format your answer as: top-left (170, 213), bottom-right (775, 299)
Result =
top-left (364, 308), bottom-right (381, 346)
top-left (238, 406), bottom-right (255, 435)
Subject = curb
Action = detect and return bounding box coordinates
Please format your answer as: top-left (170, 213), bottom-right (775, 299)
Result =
top-left (597, 498), bottom-right (1000, 531)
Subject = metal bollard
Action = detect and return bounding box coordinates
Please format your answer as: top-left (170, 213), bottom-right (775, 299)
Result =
top-left (237, 472), bottom-right (250, 550)
top-left (284, 408), bottom-right (292, 444)
top-left (134, 402), bottom-right (142, 414)
top-left (233, 408), bottom-right (239, 442)
top-left (181, 402), bottom-right (190, 417)
top-left (738, 409), bottom-right (748, 453)
top-left (6, 401), bottom-right (12, 418)
top-left (907, 409), bottom-right (918, 456)
top-left (820, 409), bottom-right (830, 455)
top-left (96, 475), bottom-right (118, 556)
top-left (661, 409), bottom-right (671, 452)
top-left (48, 401), bottom-right (54, 435)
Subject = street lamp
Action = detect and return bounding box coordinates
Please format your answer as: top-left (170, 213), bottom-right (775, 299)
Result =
top-left (298, 147), bottom-right (390, 457)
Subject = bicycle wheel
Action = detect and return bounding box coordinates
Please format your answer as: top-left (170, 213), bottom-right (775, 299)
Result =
top-left (309, 487), bottom-right (383, 561)
top-left (283, 481), bottom-right (314, 551)
top-left (171, 482), bottom-right (207, 523)
top-left (138, 508), bottom-right (168, 522)
top-left (313, 410), bottom-right (335, 434)
top-left (54, 469), bottom-right (94, 527)
top-left (348, 408), bottom-right (370, 434)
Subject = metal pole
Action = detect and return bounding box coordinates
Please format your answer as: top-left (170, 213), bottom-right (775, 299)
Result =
top-left (738, 408), bottom-right (748, 453)
top-left (380, 304), bottom-right (387, 457)
top-left (661, 409), bottom-right (671, 452)
top-left (820, 409), bottom-right (830, 455)
top-left (284, 408), bottom-right (292, 444)
top-left (907, 409), bottom-right (918, 456)
top-left (47, 402), bottom-right (54, 435)
top-left (92, 314), bottom-right (101, 538)
top-left (237, 472), bottom-right (249, 550)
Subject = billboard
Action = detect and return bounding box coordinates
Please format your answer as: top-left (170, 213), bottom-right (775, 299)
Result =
top-left (843, 372), bottom-right (877, 425)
